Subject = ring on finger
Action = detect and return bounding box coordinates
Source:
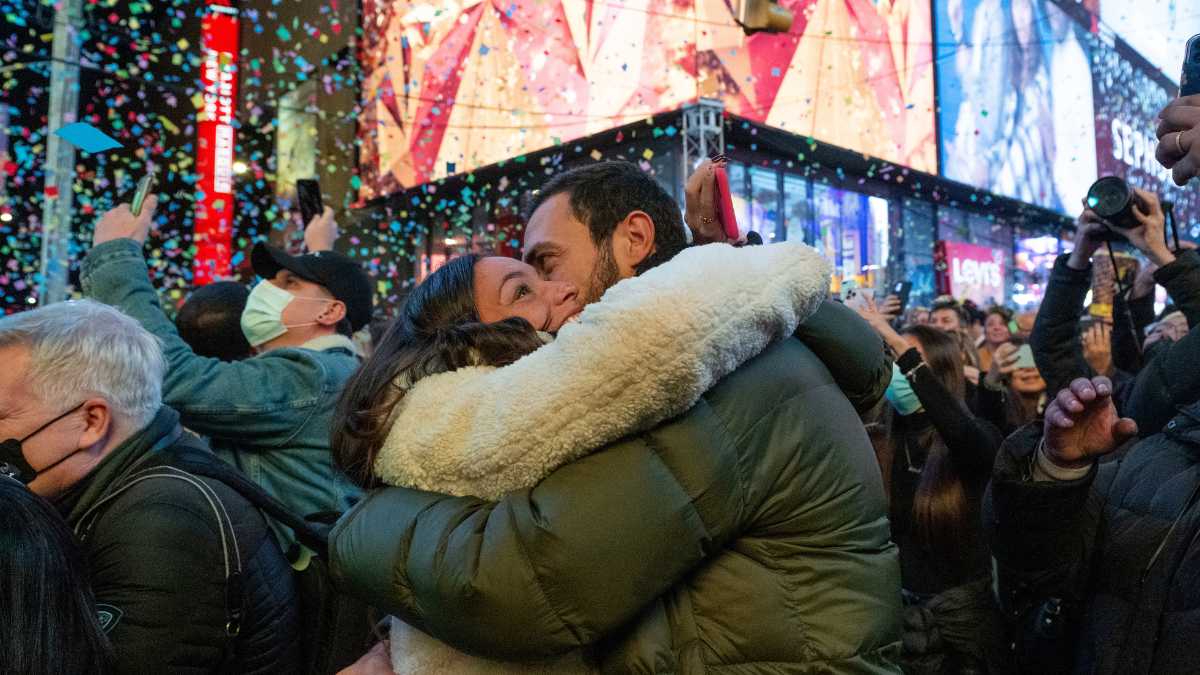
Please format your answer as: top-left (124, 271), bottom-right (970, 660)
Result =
top-left (1176, 131), bottom-right (1187, 157)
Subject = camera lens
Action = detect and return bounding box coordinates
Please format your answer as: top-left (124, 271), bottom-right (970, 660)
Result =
top-left (1085, 176), bottom-right (1138, 229)
top-left (1086, 177), bottom-right (1130, 219)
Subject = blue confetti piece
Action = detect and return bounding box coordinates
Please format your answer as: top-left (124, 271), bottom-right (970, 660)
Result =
top-left (54, 123), bottom-right (122, 153)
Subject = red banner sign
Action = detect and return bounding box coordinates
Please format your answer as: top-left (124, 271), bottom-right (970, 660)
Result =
top-left (935, 240), bottom-right (1006, 306)
top-left (194, 1), bottom-right (239, 285)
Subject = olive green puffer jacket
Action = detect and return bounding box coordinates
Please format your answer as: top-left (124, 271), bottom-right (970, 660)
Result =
top-left (330, 338), bottom-right (903, 673)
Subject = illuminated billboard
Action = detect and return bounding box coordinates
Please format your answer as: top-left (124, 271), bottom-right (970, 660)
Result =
top-left (935, 240), bottom-right (1007, 306)
top-left (1091, 43), bottom-right (1200, 229)
top-left (935, 0), bottom-right (1098, 214)
top-left (1098, 0), bottom-right (1200, 85)
top-left (357, 0), bottom-right (937, 198)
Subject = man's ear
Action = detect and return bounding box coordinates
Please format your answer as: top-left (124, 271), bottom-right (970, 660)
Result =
top-left (613, 211), bottom-right (656, 274)
top-left (316, 300), bottom-right (348, 327)
top-left (77, 398), bottom-right (114, 450)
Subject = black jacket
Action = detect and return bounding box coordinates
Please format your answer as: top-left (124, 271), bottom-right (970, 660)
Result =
top-left (57, 407), bottom-right (301, 674)
top-left (1030, 250), bottom-right (1200, 436)
top-left (891, 348), bottom-right (1003, 595)
top-left (984, 408), bottom-right (1200, 675)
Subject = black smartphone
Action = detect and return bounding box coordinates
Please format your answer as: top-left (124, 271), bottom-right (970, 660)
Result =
top-left (1183, 34), bottom-right (1200, 97)
top-left (296, 178), bottom-right (323, 226)
top-left (892, 281), bottom-right (913, 317)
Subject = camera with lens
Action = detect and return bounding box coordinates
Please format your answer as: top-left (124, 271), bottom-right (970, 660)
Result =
top-left (1085, 176), bottom-right (1144, 238)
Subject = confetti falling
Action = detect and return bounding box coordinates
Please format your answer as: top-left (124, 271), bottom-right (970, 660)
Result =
top-left (1, 0), bottom-right (1196, 318)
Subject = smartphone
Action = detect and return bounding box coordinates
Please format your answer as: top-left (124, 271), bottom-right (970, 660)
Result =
top-left (712, 165), bottom-right (740, 241)
top-left (296, 178), bottom-right (324, 226)
top-left (1182, 34), bottom-right (1200, 97)
top-left (891, 281), bottom-right (913, 317)
top-left (130, 172), bottom-right (156, 217)
top-left (1015, 344), bottom-right (1036, 370)
top-left (840, 279), bottom-right (859, 304)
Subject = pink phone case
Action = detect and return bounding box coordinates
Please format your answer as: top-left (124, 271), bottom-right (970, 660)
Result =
top-left (712, 166), bottom-right (740, 240)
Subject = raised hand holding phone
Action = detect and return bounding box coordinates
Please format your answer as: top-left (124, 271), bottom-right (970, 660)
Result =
top-left (304, 206), bottom-right (339, 252)
top-left (712, 163), bottom-right (741, 242)
top-left (93, 194), bottom-right (158, 247)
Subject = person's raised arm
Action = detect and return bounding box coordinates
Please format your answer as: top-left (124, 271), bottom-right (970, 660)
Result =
top-left (984, 376), bottom-right (1135, 671)
top-left (304, 206), bottom-right (339, 253)
top-left (81, 199), bottom-right (333, 441)
top-left (794, 299), bottom-right (892, 413)
top-left (376, 242), bottom-right (830, 498)
top-left (1030, 211), bottom-right (1106, 394)
top-left (854, 297), bottom-right (1001, 479)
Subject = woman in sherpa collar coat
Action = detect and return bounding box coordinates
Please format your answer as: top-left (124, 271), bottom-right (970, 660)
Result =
top-left (331, 241), bottom-right (902, 674)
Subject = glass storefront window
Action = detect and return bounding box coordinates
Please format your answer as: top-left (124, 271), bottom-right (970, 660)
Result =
top-left (812, 182), bottom-right (889, 293)
top-left (782, 174), bottom-right (811, 244)
top-left (1013, 224), bottom-right (1064, 310)
top-left (749, 166), bottom-right (783, 242)
top-left (902, 199), bottom-right (936, 308)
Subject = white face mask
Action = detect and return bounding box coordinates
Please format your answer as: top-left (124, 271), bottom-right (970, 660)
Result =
top-left (240, 280), bottom-right (330, 347)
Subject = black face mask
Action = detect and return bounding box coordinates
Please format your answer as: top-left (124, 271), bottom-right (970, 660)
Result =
top-left (0, 403), bottom-right (86, 485)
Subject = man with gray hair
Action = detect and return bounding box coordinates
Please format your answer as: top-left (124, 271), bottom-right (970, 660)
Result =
top-left (0, 300), bottom-right (301, 673)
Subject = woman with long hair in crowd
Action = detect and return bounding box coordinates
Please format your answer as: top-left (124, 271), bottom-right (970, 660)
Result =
top-left (331, 240), bottom-right (844, 673)
top-left (854, 298), bottom-right (1007, 674)
top-left (0, 477), bottom-right (114, 675)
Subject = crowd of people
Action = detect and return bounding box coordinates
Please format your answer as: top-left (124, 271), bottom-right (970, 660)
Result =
top-left (2, 95), bottom-right (1200, 675)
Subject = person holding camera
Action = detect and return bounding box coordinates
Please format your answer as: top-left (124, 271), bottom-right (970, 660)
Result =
top-left (984, 374), bottom-right (1200, 674)
top-left (1029, 188), bottom-right (1200, 437)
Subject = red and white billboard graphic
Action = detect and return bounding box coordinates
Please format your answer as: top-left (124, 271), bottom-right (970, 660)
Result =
top-left (935, 240), bottom-right (1006, 306)
top-left (194, 1), bottom-right (239, 285)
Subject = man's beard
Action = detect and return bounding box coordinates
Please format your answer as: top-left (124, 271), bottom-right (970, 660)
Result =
top-left (583, 240), bottom-right (622, 305)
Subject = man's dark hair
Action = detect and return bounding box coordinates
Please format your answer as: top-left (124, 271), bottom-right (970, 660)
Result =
top-left (176, 281), bottom-right (253, 361)
top-left (526, 161), bottom-right (688, 272)
top-left (930, 296), bottom-right (967, 326)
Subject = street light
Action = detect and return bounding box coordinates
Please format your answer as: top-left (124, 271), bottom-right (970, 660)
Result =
top-left (232, 160), bottom-right (248, 175)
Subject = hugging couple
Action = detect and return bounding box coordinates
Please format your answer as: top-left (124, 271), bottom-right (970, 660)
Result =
top-left (329, 161), bottom-right (904, 674)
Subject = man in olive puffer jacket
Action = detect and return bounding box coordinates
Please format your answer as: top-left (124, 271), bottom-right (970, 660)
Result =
top-left (330, 161), bottom-right (902, 673)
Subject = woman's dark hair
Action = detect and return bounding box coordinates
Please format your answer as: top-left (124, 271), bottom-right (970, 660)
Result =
top-left (901, 325), bottom-right (965, 401)
top-left (0, 479), bottom-right (114, 675)
top-left (898, 325), bottom-right (970, 560)
top-left (985, 305), bottom-right (1013, 321)
top-left (332, 255), bottom-right (544, 488)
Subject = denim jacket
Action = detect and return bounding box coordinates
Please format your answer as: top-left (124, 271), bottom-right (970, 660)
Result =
top-left (81, 238), bottom-right (362, 549)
